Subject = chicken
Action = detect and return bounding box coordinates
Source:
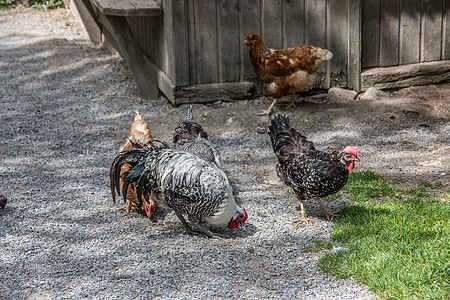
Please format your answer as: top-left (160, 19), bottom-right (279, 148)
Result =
top-left (0, 192), bottom-right (7, 210)
top-left (243, 32), bottom-right (333, 115)
top-left (268, 115), bottom-right (359, 223)
top-left (110, 146), bottom-right (248, 238)
top-left (173, 107), bottom-right (222, 168)
top-left (110, 111), bottom-right (155, 218)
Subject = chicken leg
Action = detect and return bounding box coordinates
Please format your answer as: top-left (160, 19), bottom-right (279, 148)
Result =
top-left (293, 201), bottom-right (314, 223)
top-left (174, 211), bottom-right (225, 239)
top-left (283, 93), bottom-right (297, 110)
top-left (116, 200), bottom-right (134, 213)
top-left (257, 98), bottom-right (278, 116)
top-left (316, 198), bottom-right (339, 220)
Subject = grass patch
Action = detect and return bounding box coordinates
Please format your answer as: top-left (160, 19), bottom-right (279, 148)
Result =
top-left (303, 240), bottom-right (333, 253)
top-left (319, 171), bottom-right (450, 299)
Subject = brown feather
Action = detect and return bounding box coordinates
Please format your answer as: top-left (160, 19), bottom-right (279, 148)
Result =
top-left (244, 33), bottom-right (332, 100)
top-left (118, 112), bottom-right (155, 216)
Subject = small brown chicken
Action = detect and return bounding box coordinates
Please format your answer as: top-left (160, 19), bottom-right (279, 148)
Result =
top-left (110, 112), bottom-right (155, 218)
top-left (243, 32), bottom-right (333, 115)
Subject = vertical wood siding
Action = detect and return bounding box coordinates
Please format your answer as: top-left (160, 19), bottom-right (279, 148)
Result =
top-left (362, 0), bottom-right (450, 68)
top-left (126, 0), bottom-right (449, 89)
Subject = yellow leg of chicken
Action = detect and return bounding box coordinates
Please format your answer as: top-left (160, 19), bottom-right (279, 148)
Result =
top-left (293, 201), bottom-right (314, 223)
top-left (257, 98), bottom-right (278, 116)
top-left (316, 198), bottom-right (340, 220)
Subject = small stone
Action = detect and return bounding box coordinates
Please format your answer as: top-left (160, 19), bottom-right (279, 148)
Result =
top-left (359, 87), bottom-right (389, 100)
top-left (327, 87), bottom-right (358, 103)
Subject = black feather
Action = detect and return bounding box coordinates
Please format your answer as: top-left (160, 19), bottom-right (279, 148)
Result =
top-left (268, 114), bottom-right (348, 199)
top-left (109, 148), bottom-right (148, 203)
top-left (136, 169), bottom-right (153, 206)
top-left (173, 107), bottom-right (208, 144)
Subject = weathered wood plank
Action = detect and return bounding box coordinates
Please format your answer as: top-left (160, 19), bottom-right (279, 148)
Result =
top-left (421, 0), bottom-right (443, 62)
top-left (171, 0), bottom-right (189, 86)
top-left (240, 0), bottom-right (261, 80)
top-left (91, 0), bottom-right (161, 16)
top-left (399, 0), bottom-right (421, 64)
top-left (361, 60), bottom-right (450, 90)
top-left (195, 0), bottom-right (218, 84)
top-left (162, 0), bottom-right (174, 82)
top-left (284, 0), bottom-right (305, 46)
top-left (445, 0), bottom-right (450, 59)
top-left (103, 15), bottom-right (158, 98)
top-left (217, 0), bottom-right (240, 83)
top-left (328, 0), bottom-right (348, 87)
top-left (71, 0), bottom-right (102, 44)
top-left (348, 0), bottom-right (361, 91)
top-left (261, 0), bottom-right (283, 48)
top-left (379, 0), bottom-right (400, 66)
top-left (187, 0), bottom-right (198, 84)
top-left (304, 0), bottom-right (326, 47)
top-left (173, 82), bottom-right (256, 105)
top-left (361, 0), bottom-right (380, 68)
top-left (143, 52), bottom-right (176, 102)
top-left (141, 15), bottom-right (164, 71)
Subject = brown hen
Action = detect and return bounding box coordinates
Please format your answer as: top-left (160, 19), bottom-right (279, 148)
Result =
top-left (243, 32), bottom-right (333, 115)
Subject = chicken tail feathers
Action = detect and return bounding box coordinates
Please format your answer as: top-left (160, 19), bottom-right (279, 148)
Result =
top-left (122, 161), bottom-right (145, 204)
top-left (119, 112), bottom-right (153, 153)
top-left (184, 106), bottom-right (194, 121)
top-left (110, 148), bottom-right (148, 203)
top-left (268, 115), bottom-right (315, 164)
top-left (136, 168), bottom-right (153, 207)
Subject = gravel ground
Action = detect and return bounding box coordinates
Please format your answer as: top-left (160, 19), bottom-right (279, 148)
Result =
top-left (1, 8), bottom-right (448, 299)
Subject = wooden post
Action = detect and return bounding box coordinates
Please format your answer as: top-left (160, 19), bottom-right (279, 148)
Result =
top-left (348, 0), bottom-right (361, 92)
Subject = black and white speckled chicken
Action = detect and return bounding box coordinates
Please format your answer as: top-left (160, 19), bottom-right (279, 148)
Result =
top-left (110, 146), bottom-right (247, 238)
top-left (173, 107), bottom-right (222, 168)
top-left (268, 115), bottom-right (359, 223)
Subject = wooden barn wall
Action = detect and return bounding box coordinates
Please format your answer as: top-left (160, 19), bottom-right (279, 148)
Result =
top-left (362, 0), bottom-right (450, 69)
top-left (126, 0), bottom-right (354, 88)
top-left (123, 0), bottom-right (448, 91)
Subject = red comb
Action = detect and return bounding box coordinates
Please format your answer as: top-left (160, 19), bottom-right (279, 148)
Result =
top-left (343, 146), bottom-right (360, 157)
top-left (244, 32), bottom-right (252, 41)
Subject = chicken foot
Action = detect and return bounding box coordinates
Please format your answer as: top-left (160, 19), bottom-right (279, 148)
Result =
top-left (116, 200), bottom-right (135, 213)
top-left (257, 98), bottom-right (278, 116)
top-left (283, 93), bottom-right (297, 110)
top-left (258, 93), bottom-right (299, 116)
top-left (293, 201), bottom-right (314, 223)
top-left (316, 198), bottom-right (339, 220)
top-left (174, 211), bottom-right (224, 239)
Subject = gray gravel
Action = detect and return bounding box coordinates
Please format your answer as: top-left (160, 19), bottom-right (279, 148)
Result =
top-left (1, 8), bottom-right (448, 300)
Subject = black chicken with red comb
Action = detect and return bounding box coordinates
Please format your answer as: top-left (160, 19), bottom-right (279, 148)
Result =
top-left (268, 115), bottom-right (360, 223)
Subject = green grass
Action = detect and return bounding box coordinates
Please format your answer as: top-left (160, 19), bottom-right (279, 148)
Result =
top-left (319, 171), bottom-right (450, 299)
top-left (303, 239), bottom-right (333, 253)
